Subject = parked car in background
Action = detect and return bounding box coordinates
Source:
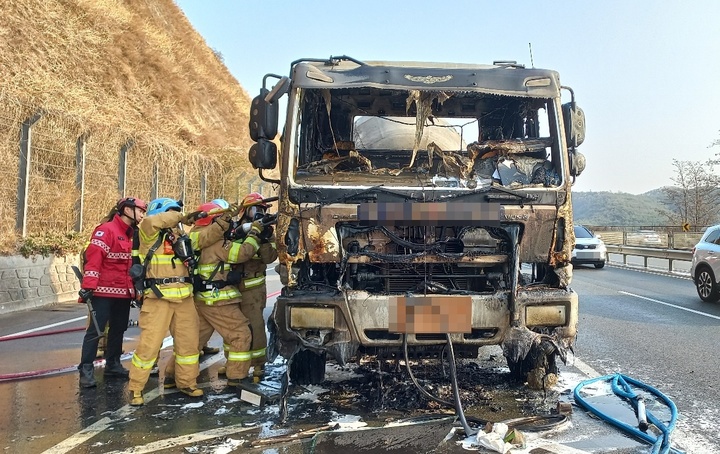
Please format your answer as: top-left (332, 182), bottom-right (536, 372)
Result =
top-left (690, 224), bottom-right (720, 302)
top-left (627, 229), bottom-right (663, 246)
top-left (572, 225), bottom-right (606, 269)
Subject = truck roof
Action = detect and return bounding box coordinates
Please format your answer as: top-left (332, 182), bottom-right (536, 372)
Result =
top-left (290, 56), bottom-right (561, 98)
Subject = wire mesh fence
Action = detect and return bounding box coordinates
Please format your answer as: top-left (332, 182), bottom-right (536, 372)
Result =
top-left (1, 102), bottom-right (276, 249)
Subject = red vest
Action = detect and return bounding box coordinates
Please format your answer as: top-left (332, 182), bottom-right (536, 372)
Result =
top-left (81, 214), bottom-right (135, 299)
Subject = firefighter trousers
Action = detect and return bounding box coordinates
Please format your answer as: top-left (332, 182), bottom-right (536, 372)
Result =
top-left (166, 302), bottom-right (252, 380)
top-left (129, 295), bottom-right (200, 392)
top-left (240, 286), bottom-right (267, 368)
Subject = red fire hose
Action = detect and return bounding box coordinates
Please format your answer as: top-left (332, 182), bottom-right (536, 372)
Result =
top-left (0, 290), bottom-right (282, 382)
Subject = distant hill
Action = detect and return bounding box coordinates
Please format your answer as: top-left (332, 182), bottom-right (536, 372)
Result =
top-left (572, 190), bottom-right (673, 226)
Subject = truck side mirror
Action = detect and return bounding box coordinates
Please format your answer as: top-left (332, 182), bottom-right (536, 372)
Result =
top-left (249, 88), bottom-right (279, 142)
top-left (248, 139), bottom-right (277, 170)
top-left (562, 103), bottom-right (586, 148)
top-left (570, 150), bottom-right (586, 177)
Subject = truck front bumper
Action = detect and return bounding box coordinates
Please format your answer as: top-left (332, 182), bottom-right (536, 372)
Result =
top-left (271, 288), bottom-right (578, 364)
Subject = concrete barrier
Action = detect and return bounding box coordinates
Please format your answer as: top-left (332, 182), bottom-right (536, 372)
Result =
top-left (0, 254), bottom-right (81, 315)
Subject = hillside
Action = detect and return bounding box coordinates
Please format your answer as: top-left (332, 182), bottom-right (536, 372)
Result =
top-left (0, 0), bottom-right (259, 254)
top-left (572, 190), bottom-right (673, 226)
top-left (1, 0), bottom-right (252, 152)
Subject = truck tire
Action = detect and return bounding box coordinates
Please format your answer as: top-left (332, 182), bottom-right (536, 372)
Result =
top-left (289, 349), bottom-right (327, 385)
top-left (505, 341), bottom-right (559, 390)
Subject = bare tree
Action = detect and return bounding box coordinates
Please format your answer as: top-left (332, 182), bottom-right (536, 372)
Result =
top-left (661, 159), bottom-right (720, 228)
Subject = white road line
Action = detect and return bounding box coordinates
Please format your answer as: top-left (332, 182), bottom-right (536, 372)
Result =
top-left (568, 354), bottom-right (601, 378)
top-left (39, 335), bottom-right (228, 454)
top-left (0, 316), bottom-right (87, 340)
top-left (103, 424), bottom-right (257, 454)
top-left (619, 291), bottom-right (720, 320)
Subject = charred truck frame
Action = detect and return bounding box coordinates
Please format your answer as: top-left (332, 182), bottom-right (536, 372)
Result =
top-left (249, 56), bottom-right (586, 388)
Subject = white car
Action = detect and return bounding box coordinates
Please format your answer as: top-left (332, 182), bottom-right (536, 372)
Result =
top-left (690, 224), bottom-right (720, 302)
top-left (572, 225), bottom-right (606, 269)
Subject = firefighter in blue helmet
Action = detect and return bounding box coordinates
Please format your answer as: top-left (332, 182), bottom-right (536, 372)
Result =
top-left (128, 197), bottom-right (204, 405)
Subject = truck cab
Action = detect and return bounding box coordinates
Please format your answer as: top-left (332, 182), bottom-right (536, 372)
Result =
top-left (248, 56), bottom-right (586, 388)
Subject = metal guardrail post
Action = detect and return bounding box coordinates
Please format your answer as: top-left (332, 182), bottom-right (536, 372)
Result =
top-left (16, 112), bottom-right (44, 237)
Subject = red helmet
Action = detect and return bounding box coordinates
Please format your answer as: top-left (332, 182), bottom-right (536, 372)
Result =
top-left (241, 192), bottom-right (269, 209)
top-left (117, 197), bottom-right (147, 213)
top-left (194, 201), bottom-right (222, 226)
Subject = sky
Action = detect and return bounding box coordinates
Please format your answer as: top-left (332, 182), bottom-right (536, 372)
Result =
top-left (176, 0), bottom-right (720, 195)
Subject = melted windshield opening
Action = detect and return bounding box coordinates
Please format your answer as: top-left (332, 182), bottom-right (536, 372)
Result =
top-left (293, 87), bottom-right (563, 189)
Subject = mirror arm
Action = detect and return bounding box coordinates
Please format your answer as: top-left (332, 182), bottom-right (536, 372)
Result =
top-left (259, 169), bottom-right (280, 185)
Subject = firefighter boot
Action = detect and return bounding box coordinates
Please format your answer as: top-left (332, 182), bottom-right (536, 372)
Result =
top-left (179, 387), bottom-right (204, 397)
top-left (79, 364), bottom-right (96, 388)
top-left (252, 365), bottom-right (264, 383)
top-left (104, 358), bottom-right (130, 379)
top-left (163, 376), bottom-right (176, 389)
top-left (129, 390), bottom-right (144, 406)
top-left (201, 345), bottom-right (220, 356)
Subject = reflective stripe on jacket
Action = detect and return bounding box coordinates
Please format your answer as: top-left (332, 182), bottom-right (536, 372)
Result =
top-left (238, 237), bottom-right (277, 291)
top-left (138, 211), bottom-right (193, 302)
top-left (81, 214), bottom-right (135, 299)
top-left (194, 234), bottom-right (260, 305)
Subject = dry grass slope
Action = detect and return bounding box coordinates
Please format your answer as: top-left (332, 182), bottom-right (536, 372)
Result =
top-left (0, 0), bottom-right (258, 254)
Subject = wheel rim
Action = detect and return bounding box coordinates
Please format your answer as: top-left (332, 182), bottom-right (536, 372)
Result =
top-left (697, 270), bottom-right (714, 299)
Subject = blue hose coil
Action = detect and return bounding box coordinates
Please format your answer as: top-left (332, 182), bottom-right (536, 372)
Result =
top-left (573, 373), bottom-right (684, 454)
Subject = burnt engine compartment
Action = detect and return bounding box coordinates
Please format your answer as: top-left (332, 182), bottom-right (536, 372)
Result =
top-left (293, 223), bottom-right (528, 294)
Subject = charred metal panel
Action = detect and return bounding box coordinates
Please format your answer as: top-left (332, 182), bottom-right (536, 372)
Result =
top-left (292, 61), bottom-right (561, 98)
top-left (501, 205), bottom-right (558, 263)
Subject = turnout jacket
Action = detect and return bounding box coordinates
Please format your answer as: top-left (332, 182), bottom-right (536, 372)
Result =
top-left (138, 211), bottom-right (194, 303)
top-left (81, 214), bottom-right (135, 299)
top-left (195, 234), bottom-right (262, 305)
top-left (236, 236), bottom-right (277, 291)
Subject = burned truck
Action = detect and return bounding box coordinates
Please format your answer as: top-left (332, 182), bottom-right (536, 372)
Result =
top-left (248, 56), bottom-right (586, 387)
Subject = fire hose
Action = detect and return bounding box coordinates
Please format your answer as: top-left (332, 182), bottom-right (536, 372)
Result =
top-left (0, 290), bottom-right (282, 382)
top-left (574, 373), bottom-right (684, 454)
top-left (402, 333), bottom-right (568, 438)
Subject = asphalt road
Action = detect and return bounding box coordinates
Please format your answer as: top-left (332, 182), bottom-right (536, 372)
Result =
top-left (0, 265), bottom-right (718, 453)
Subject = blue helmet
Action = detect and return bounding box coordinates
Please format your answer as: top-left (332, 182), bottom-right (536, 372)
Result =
top-left (147, 197), bottom-right (182, 216)
top-left (211, 198), bottom-right (229, 209)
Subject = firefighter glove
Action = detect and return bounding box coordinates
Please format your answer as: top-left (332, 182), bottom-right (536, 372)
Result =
top-left (78, 288), bottom-right (93, 304)
top-left (259, 225), bottom-right (274, 241)
top-left (228, 203), bottom-right (241, 217)
top-left (181, 210), bottom-right (207, 225)
top-left (250, 220), bottom-right (263, 236)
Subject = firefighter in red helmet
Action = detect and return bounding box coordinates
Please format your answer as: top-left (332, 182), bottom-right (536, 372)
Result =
top-left (234, 192), bottom-right (277, 382)
top-left (165, 201), bottom-right (261, 387)
top-left (78, 197), bottom-right (147, 388)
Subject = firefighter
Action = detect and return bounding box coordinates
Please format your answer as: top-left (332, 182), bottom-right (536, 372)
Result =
top-left (236, 192), bottom-right (277, 382)
top-left (128, 197), bottom-right (206, 406)
top-left (78, 197), bottom-right (147, 388)
top-left (164, 201), bottom-right (265, 387)
top-left (195, 199), bottom-right (230, 357)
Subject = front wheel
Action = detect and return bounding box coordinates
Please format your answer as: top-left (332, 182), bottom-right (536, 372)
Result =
top-left (594, 261), bottom-right (605, 269)
top-left (505, 342), bottom-right (559, 390)
top-left (695, 267), bottom-right (720, 302)
top-left (289, 349), bottom-right (327, 385)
